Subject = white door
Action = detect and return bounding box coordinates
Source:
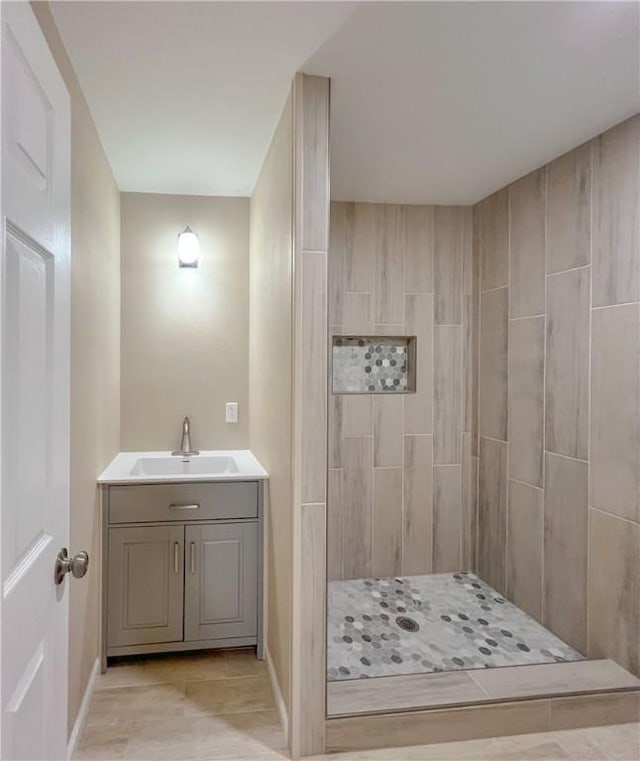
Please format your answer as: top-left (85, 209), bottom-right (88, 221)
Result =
top-left (1, 3), bottom-right (71, 759)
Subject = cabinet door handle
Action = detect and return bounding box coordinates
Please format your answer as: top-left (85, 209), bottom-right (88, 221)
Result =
top-left (169, 503), bottom-right (200, 511)
top-left (174, 542), bottom-right (180, 574)
top-left (190, 542), bottom-right (196, 574)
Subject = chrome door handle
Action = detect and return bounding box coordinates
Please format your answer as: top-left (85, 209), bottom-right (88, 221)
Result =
top-left (54, 548), bottom-right (89, 585)
top-left (174, 542), bottom-right (180, 574)
top-left (169, 503), bottom-right (200, 511)
top-left (190, 542), bottom-right (196, 574)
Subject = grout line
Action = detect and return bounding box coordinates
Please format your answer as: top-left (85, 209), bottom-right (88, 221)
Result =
top-left (586, 141), bottom-right (594, 659)
top-left (589, 505), bottom-right (640, 528)
top-left (545, 263), bottom-right (591, 278)
top-left (591, 300), bottom-right (640, 311)
top-left (479, 434), bottom-right (508, 445)
top-left (505, 185), bottom-right (511, 598)
top-left (465, 669), bottom-right (492, 699)
top-left (480, 284), bottom-right (509, 295)
top-left (509, 475), bottom-right (544, 492)
top-left (541, 163), bottom-right (548, 626)
top-left (509, 313), bottom-right (545, 322)
top-left (544, 450), bottom-right (588, 465)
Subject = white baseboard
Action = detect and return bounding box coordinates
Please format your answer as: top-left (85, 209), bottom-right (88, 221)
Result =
top-left (67, 658), bottom-right (99, 760)
top-left (266, 646), bottom-right (289, 743)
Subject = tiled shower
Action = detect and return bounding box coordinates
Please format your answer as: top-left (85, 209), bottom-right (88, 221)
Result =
top-left (326, 114), bottom-right (640, 684)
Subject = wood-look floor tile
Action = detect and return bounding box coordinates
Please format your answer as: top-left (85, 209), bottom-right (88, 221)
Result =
top-left (184, 676), bottom-right (275, 716)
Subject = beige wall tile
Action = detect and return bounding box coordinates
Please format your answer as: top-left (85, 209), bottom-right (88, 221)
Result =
top-left (404, 294), bottom-right (433, 435)
top-left (546, 142), bottom-right (591, 274)
top-left (593, 115), bottom-right (640, 307)
top-left (479, 188), bottom-right (509, 291)
top-left (403, 205), bottom-right (433, 295)
top-left (328, 392), bottom-right (342, 469)
top-left (588, 508), bottom-right (640, 676)
top-left (343, 291), bottom-right (373, 334)
top-left (433, 466), bottom-right (462, 573)
top-left (327, 469), bottom-right (344, 582)
top-left (590, 303), bottom-right (640, 522)
top-left (508, 315), bottom-right (544, 487)
top-left (374, 205), bottom-right (404, 324)
top-left (544, 453), bottom-right (588, 653)
top-left (463, 296), bottom-right (474, 434)
top-left (328, 202), bottom-right (351, 326)
top-left (347, 204), bottom-right (375, 292)
top-left (299, 76), bottom-right (329, 252)
top-left (343, 395), bottom-right (373, 438)
top-left (374, 395), bottom-right (403, 467)
top-left (372, 468), bottom-right (403, 577)
top-left (402, 435), bottom-right (433, 575)
top-left (462, 433), bottom-right (477, 571)
top-left (545, 267), bottom-right (589, 460)
top-left (434, 206), bottom-right (469, 325)
top-left (300, 251), bottom-right (328, 503)
top-left (478, 437), bottom-right (507, 593)
top-left (434, 326), bottom-right (462, 463)
top-left (342, 437), bottom-right (373, 580)
top-left (507, 480), bottom-right (543, 621)
top-left (549, 691), bottom-right (640, 730)
top-left (479, 287), bottom-right (508, 441)
top-left (509, 168), bottom-right (545, 318)
top-left (325, 700), bottom-right (550, 753)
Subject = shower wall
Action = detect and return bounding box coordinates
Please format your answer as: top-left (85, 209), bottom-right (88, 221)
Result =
top-left (476, 114), bottom-right (640, 675)
top-left (327, 203), bottom-right (477, 581)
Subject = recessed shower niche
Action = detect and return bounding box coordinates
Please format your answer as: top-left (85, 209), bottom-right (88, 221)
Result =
top-left (331, 335), bottom-right (416, 394)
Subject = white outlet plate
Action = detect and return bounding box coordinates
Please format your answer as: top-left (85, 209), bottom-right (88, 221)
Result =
top-left (225, 402), bottom-right (238, 423)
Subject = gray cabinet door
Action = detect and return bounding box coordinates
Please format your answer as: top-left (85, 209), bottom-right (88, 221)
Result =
top-left (184, 522), bottom-right (258, 642)
top-left (107, 525), bottom-right (184, 647)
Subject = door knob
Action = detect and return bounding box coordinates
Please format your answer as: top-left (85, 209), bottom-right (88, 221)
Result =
top-left (54, 548), bottom-right (89, 585)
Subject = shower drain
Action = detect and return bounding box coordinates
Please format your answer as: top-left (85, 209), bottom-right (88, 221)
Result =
top-left (396, 616), bottom-right (420, 633)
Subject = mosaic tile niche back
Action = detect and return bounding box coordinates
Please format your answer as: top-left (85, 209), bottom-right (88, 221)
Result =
top-left (332, 336), bottom-right (415, 394)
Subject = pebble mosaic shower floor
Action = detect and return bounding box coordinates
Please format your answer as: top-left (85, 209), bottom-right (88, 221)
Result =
top-left (327, 573), bottom-right (585, 681)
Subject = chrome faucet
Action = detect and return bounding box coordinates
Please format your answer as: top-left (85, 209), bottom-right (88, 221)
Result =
top-left (172, 416), bottom-right (199, 457)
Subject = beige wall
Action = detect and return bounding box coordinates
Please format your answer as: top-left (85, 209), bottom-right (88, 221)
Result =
top-left (32, 2), bottom-right (121, 736)
top-left (476, 114), bottom-right (640, 675)
top-left (327, 203), bottom-right (477, 581)
top-left (249, 95), bottom-right (294, 712)
top-left (120, 193), bottom-right (249, 451)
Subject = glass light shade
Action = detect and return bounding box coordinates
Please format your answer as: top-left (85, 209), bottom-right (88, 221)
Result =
top-left (177, 226), bottom-right (199, 267)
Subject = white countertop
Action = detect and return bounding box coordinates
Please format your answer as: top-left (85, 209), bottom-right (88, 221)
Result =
top-left (98, 450), bottom-right (268, 485)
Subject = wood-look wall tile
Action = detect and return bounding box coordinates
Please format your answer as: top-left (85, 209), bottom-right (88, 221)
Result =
top-left (347, 204), bottom-right (375, 292)
top-left (545, 268), bottom-right (589, 460)
top-left (402, 435), bottom-right (433, 575)
top-left (433, 465), bottom-right (462, 573)
top-left (508, 315), bottom-right (544, 487)
top-left (462, 434), bottom-right (478, 571)
top-left (546, 141), bottom-right (591, 274)
top-left (299, 75), bottom-right (329, 253)
top-left (343, 292), bottom-right (373, 334)
top-left (509, 168), bottom-right (545, 318)
top-left (374, 395), bottom-right (403, 467)
top-left (300, 251), bottom-right (327, 503)
top-left (374, 205), bottom-right (404, 324)
top-left (404, 294), bottom-right (433, 435)
top-left (402, 205), bottom-right (433, 294)
top-left (372, 467), bottom-right (403, 577)
top-left (471, 211), bottom-right (480, 455)
top-left (434, 326), bottom-right (462, 464)
top-left (479, 188), bottom-right (509, 291)
top-left (434, 206), bottom-right (469, 325)
top-left (591, 303), bottom-right (640, 522)
top-left (593, 115), bottom-right (640, 306)
top-left (479, 287), bottom-right (508, 441)
top-left (549, 692), bottom-right (640, 731)
top-left (327, 469), bottom-right (344, 582)
top-left (478, 437), bottom-right (507, 594)
top-left (463, 295), bottom-right (474, 434)
top-left (544, 453), bottom-right (588, 653)
top-left (588, 508), bottom-right (640, 676)
top-left (342, 437), bottom-right (373, 580)
top-left (328, 392), bottom-right (342, 468)
top-left (328, 202), bottom-right (351, 325)
top-left (507, 480), bottom-right (543, 622)
top-left (343, 395), bottom-right (372, 437)
top-left (463, 207), bottom-right (475, 297)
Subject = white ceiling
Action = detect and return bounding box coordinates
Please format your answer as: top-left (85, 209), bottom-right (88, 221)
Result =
top-left (51, 1), bottom-right (640, 204)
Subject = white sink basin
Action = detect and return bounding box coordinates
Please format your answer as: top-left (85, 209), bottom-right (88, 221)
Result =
top-left (130, 455), bottom-right (239, 477)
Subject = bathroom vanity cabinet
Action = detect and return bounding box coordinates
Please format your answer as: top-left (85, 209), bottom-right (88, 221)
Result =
top-left (99, 480), bottom-right (263, 669)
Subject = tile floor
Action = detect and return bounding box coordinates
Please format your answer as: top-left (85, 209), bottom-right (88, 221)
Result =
top-left (75, 649), bottom-right (639, 760)
top-left (328, 573), bottom-right (583, 680)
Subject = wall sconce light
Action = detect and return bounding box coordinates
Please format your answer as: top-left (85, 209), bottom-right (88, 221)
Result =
top-left (177, 226), bottom-right (199, 268)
